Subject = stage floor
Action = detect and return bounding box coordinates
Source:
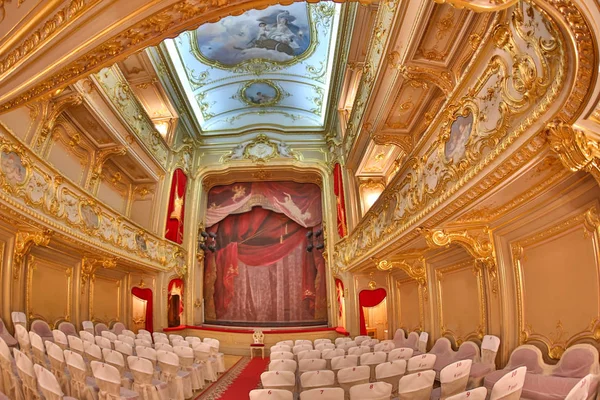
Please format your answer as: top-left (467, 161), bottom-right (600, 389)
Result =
top-left (163, 325), bottom-right (349, 356)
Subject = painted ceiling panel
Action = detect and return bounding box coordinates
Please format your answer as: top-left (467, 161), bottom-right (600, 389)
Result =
top-left (165, 2), bottom-right (341, 135)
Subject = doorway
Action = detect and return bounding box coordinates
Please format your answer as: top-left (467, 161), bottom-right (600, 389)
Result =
top-left (359, 288), bottom-right (388, 339)
top-left (131, 287), bottom-right (153, 333)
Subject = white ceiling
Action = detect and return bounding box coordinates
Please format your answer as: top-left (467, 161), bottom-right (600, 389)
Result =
top-left (164, 2), bottom-right (342, 135)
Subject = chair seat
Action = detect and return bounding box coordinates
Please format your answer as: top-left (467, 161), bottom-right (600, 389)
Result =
top-left (118, 387), bottom-right (139, 400)
top-left (470, 363), bottom-right (495, 379)
top-left (251, 344), bottom-right (265, 347)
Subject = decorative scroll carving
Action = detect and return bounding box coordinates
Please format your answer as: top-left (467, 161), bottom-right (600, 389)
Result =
top-left (36, 93), bottom-right (83, 151)
top-left (372, 133), bottom-right (413, 154)
top-left (546, 120), bottom-right (600, 185)
top-left (81, 255), bottom-right (118, 293)
top-left (13, 229), bottom-right (53, 280)
top-left (89, 146), bottom-right (127, 187)
top-left (419, 226), bottom-right (498, 294)
top-left (222, 134), bottom-right (300, 163)
top-left (376, 255), bottom-right (428, 300)
top-left (431, 0), bottom-right (518, 12)
top-left (387, 55), bottom-right (455, 96)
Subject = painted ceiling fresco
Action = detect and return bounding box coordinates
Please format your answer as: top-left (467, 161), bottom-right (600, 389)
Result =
top-left (165, 2), bottom-right (341, 134)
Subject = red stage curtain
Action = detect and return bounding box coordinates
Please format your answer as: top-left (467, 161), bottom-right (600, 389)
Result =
top-left (333, 163), bottom-right (348, 238)
top-left (165, 169), bottom-right (187, 244)
top-left (131, 287), bottom-right (153, 333)
top-left (359, 288), bottom-right (387, 335)
top-left (168, 279), bottom-right (184, 316)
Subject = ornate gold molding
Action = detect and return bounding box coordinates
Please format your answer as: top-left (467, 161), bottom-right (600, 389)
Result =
top-left (81, 255), bottom-right (118, 293)
top-left (13, 229), bottom-right (52, 280)
top-left (546, 120), bottom-right (600, 184)
top-left (419, 226), bottom-right (498, 294)
top-left (431, 0), bottom-right (518, 12)
top-left (88, 146), bottom-right (127, 188)
top-left (35, 93), bottom-right (83, 151)
top-left (387, 55), bottom-right (454, 97)
top-left (376, 255), bottom-right (428, 300)
top-left (372, 133), bottom-right (413, 154)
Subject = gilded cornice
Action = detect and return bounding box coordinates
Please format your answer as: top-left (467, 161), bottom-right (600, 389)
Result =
top-left (375, 255), bottom-right (428, 299)
top-left (333, 0), bottom-right (568, 271)
top-left (431, 0), bottom-right (518, 12)
top-left (546, 120), bottom-right (600, 185)
top-left (420, 226), bottom-right (498, 293)
top-left (92, 67), bottom-right (168, 167)
top-left (387, 55), bottom-right (455, 97)
top-left (89, 146), bottom-right (127, 188)
top-left (81, 255), bottom-right (118, 292)
top-left (35, 92), bottom-right (83, 151)
top-left (13, 229), bottom-right (53, 280)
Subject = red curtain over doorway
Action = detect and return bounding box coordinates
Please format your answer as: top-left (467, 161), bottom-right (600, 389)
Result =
top-left (131, 287), bottom-right (153, 333)
top-left (359, 288), bottom-right (386, 335)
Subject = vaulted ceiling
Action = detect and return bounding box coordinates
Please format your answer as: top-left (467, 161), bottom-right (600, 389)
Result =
top-left (162, 2), bottom-right (344, 136)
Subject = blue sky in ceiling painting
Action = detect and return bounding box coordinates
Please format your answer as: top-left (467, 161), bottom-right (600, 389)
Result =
top-left (165, 2), bottom-right (341, 134)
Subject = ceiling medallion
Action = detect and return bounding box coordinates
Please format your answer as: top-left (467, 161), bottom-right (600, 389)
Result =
top-left (240, 80), bottom-right (281, 107)
top-left (222, 134), bottom-right (299, 163)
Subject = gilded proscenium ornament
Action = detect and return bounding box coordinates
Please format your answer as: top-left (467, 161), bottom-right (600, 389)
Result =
top-left (419, 226), bottom-right (498, 294)
top-left (13, 229), bottom-right (53, 280)
top-left (546, 120), bottom-right (600, 185)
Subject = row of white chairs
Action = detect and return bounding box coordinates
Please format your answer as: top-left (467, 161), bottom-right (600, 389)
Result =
top-left (251, 366), bottom-right (594, 400)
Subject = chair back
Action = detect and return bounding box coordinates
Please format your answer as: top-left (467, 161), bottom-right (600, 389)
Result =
top-left (14, 348), bottom-right (41, 398)
top-left (314, 339), bottom-right (332, 346)
top-left (52, 329), bottom-right (68, 349)
top-left (11, 311), bottom-right (27, 328)
top-left (154, 336), bottom-right (170, 345)
top-left (268, 359), bottom-right (297, 373)
top-left (271, 345), bottom-right (291, 353)
top-left (121, 330), bottom-right (136, 339)
top-left (29, 330), bottom-right (46, 363)
top-left (249, 389), bottom-right (293, 400)
top-left (111, 322), bottom-right (126, 335)
top-left (376, 360), bottom-right (407, 393)
top-left (398, 369), bottom-right (436, 399)
top-left (439, 360), bottom-right (473, 399)
top-left (57, 322), bottom-right (77, 337)
top-left (417, 332), bottom-right (428, 353)
top-left (101, 330), bottom-right (118, 342)
top-left (481, 335), bottom-right (501, 365)
top-left (79, 330), bottom-right (95, 343)
top-left (260, 370), bottom-right (295, 391)
top-left (446, 387), bottom-right (488, 400)
top-left (185, 336), bottom-right (201, 345)
top-left (293, 344), bottom-right (312, 355)
top-left (389, 347), bottom-right (414, 361)
top-left (136, 346), bottom-right (157, 366)
top-left (300, 387), bottom-right (344, 399)
top-left (406, 332), bottom-right (419, 351)
top-left (95, 335), bottom-right (112, 349)
top-left (67, 335), bottom-right (84, 354)
top-left (335, 337), bottom-right (352, 345)
top-left (127, 356), bottom-right (155, 385)
top-left (271, 351), bottom-right (294, 360)
top-left (0, 318), bottom-right (17, 347)
top-left (337, 366), bottom-right (370, 394)
top-left (84, 340), bottom-right (103, 361)
top-left (276, 340), bottom-right (294, 348)
top-left (489, 367), bottom-right (527, 400)
top-left (299, 358), bottom-right (327, 373)
top-left (354, 336), bottom-right (370, 346)
top-left (298, 349), bottom-right (321, 361)
top-left (253, 330), bottom-right (265, 344)
top-left (138, 329), bottom-right (151, 335)
top-left (565, 374), bottom-right (594, 400)
top-left (134, 338), bottom-right (152, 348)
top-left (349, 382), bottom-right (393, 400)
top-left (295, 339), bottom-right (313, 347)
top-left (331, 355), bottom-right (358, 371)
top-left (337, 340), bottom-right (357, 352)
top-left (155, 342), bottom-right (174, 352)
top-left (300, 370), bottom-right (335, 390)
top-left (91, 361), bottom-right (122, 397)
top-left (393, 329), bottom-right (406, 346)
top-left (169, 334), bottom-right (184, 343)
top-left (34, 364), bottom-right (65, 400)
top-left (81, 321), bottom-right (94, 333)
top-left (117, 335), bottom-right (135, 346)
top-left (94, 323), bottom-right (109, 336)
top-left (407, 354), bottom-right (436, 373)
top-left (15, 324), bottom-right (31, 350)
top-left (30, 320), bottom-right (53, 342)
top-left (374, 342), bottom-right (395, 353)
top-left (114, 340), bottom-right (133, 356)
top-left (361, 351), bottom-right (387, 366)
top-left (316, 343), bottom-right (336, 352)
top-left (102, 348), bottom-right (126, 372)
top-left (322, 348), bottom-right (345, 360)
top-left (348, 346), bottom-right (370, 357)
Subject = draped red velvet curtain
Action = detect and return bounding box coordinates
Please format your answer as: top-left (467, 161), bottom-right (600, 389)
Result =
top-left (131, 287), bottom-right (153, 333)
top-left (165, 169), bottom-right (187, 244)
top-left (359, 288), bottom-right (387, 335)
top-left (333, 163), bottom-right (348, 238)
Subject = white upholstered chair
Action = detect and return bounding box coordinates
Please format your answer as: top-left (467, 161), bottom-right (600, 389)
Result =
top-left (271, 345), bottom-right (292, 353)
top-left (84, 341), bottom-right (104, 362)
top-left (347, 346), bottom-right (370, 357)
top-left (52, 330), bottom-right (69, 350)
top-left (64, 349), bottom-right (99, 400)
top-left (33, 364), bottom-right (76, 400)
top-left (375, 360), bottom-right (406, 395)
top-left (298, 359), bottom-right (327, 374)
top-left (360, 352), bottom-right (387, 381)
top-left (430, 360), bottom-right (472, 400)
top-left (293, 344), bottom-right (313, 355)
top-left (489, 367), bottom-right (527, 400)
top-left (389, 348), bottom-right (414, 362)
top-left (121, 330), bottom-right (136, 340)
top-left (295, 340), bottom-right (313, 347)
top-left (114, 341), bottom-right (134, 357)
top-left (173, 346), bottom-right (204, 391)
top-left (565, 374), bottom-right (595, 400)
top-left (30, 320), bottom-right (53, 344)
top-left (374, 342), bottom-right (395, 353)
top-left (0, 318), bottom-right (17, 348)
top-left (337, 366), bottom-right (370, 398)
top-left (276, 340), bottom-right (294, 348)
top-left (301, 387), bottom-right (344, 399)
top-left (335, 337), bottom-right (352, 346)
top-left (57, 322), bottom-right (78, 338)
top-left (15, 325), bottom-right (32, 357)
top-left (45, 341), bottom-right (71, 395)
top-left (271, 351), bottom-right (294, 361)
top-left (156, 350), bottom-right (192, 400)
top-left (407, 354), bottom-right (436, 374)
top-left (268, 359), bottom-right (297, 373)
top-left (29, 331), bottom-right (48, 366)
top-left (314, 339), bottom-right (332, 346)
top-left (397, 369), bottom-right (435, 400)
top-left (90, 361), bottom-right (139, 400)
top-left (11, 312), bottom-right (27, 328)
top-left (191, 342), bottom-right (217, 382)
top-left (316, 343), bottom-right (336, 352)
top-left (96, 336), bottom-right (113, 350)
top-left (354, 336), bottom-right (370, 347)
top-left (349, 382), bottom-right (392, 400)
top-left (14, 349), bottom-right (43, 400)
top-left (127, 356), bottom-right (169, 400)
top-left (298, 349), bottom-right (321, 361)
top-left (0, 337), bottom-right (23, 400)
top-left (82, 321), bottom-right (94, 334)
top-left (80, 330), bottom-right (95, 344)
top-left (102, 331), bottom-right (118, 343)
top-left (331, 355), bottom-right (359, 374)
top-left (101, 348), bottom-right (133, 389)
top-left (261, 371), bottom-right (295, 392)
top-left (67, 335), bottom-right (85, 356)
top-left (249, 389), bottom-right (293, 400)
top-left (203, 338), bottom-right (225, 373)
top-left (300, 370), bottom-right (335, 391)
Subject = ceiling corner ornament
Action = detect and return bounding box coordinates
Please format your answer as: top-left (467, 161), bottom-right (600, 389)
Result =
top-left (430, 0), bottom-right (519, 12)
top-left (372, 133), bottom-right (413, 154)
top-left (36, 93), bottom-right (84, 151)
top-left (419, 226), bottom-right (498, 294)
top-left (546, 120), bottom-right (600, 185)
top-left (222, 134), bottom-right (300, 163)
top-left (13, 229), bottom-right (53, 280)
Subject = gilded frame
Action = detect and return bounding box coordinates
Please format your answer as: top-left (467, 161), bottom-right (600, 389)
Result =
top-left (89, 273), bottom-right (123, 325)
top-left (395, 276), bottom-right (424, 332)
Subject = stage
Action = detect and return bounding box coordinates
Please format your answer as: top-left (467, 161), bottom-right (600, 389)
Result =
top-left (163, 325), bottom-right (349, 355)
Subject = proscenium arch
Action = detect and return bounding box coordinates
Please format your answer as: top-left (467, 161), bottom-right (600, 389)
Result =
top-left (0, 0), bottom-right (530, 114)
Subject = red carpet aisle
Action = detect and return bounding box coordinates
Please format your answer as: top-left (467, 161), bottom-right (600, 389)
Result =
top-left (196, 357), bottom-right (270, 400)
